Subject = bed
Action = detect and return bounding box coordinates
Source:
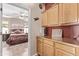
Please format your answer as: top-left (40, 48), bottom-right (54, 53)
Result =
top-left (6, 29), bottom-right (28, 45)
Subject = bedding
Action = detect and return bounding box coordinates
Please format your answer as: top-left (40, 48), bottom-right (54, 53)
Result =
top-left (6, 33), bottom-right (28, 45)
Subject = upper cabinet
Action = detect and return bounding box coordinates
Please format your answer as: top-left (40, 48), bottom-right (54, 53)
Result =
top-left (42, 11), bottom-right (48, 26)
top-left (47, 5), bottom-right (58, 26)
top-left (41, 3), bottom-right (79, 27)
top-left (59, 3), bottom-right (63, 25)
top-left (78, 4), bottom-right (79, 22)
top-left (62, 3), bottom-right (77, 24)
top-left (41, 4), bottom-right (58, 26)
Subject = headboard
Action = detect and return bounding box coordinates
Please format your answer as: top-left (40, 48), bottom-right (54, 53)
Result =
top-left (10, 29), bottom-right (24, 34)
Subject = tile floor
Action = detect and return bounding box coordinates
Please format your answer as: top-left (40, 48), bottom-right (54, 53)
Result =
top-left (2, 42), bottom-right (28, 56)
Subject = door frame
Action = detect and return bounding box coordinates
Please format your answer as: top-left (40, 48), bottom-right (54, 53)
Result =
top-left (0, 3), bottom-right (2, 56)
top-left (28, 8), bottom-right (32, 56)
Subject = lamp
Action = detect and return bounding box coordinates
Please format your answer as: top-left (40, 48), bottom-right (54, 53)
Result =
top-left (33, 17), bottom-right (39, 21)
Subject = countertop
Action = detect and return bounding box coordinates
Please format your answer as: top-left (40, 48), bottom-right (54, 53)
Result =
top-left (38, 36), bottom-right (79, 47)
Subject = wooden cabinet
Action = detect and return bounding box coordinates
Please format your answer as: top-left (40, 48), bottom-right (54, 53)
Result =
top-left (42, 11), bottom-right (48, 26)
top-left (59, 3), bottom-right (63, 25)
top-left (47, 5), bottom-right (58, 26)
top-left (44, 39), bottom-right (54, 46)
top-left (37, 37), bottom-right (79, 56)
top-left (55, 49), bottom-right (74, 56)
top-left (37, 37), bottom-right (54, 56)
top-left (55, 42), bottom-right (75, 54)
top-left (42, 3), bottom-right (78, 26)
top-left (62, 4), bottom-right (77, 24)
top-left (37, 38), bottom-right (43, 55)
top-left (75, 47), bottom-right (79, 56)
top-left (43, 39), bottom-right (54, 56)
top-left (42, 4), bottom-right (58, 26)
top-left (55, 42), bottom-right (76, 56)
top-left (43, 44), bottom-right (54, 56)
top-left (78, 4), bottom-right (79, 22)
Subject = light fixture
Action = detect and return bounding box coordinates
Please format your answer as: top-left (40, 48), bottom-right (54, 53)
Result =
top-left (33, 17), bottom-right (39, 21)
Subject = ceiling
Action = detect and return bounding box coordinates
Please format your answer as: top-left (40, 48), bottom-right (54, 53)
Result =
top-left (3, 3), bottom-right (29, 18)
top-left (9, 3), bottom-right (34, 10)
top-left (2, 3), bottom-right (36, 23)
top-left (1, 3), bottom-right (37, 28)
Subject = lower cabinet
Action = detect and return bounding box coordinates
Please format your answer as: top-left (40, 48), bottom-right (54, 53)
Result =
top-left (37, 37), bottom-right (54, 56)
top-left (37, 38), bottom-right (43, 56)
top-left (37, 37), bottom-right (79, 56)
top-left (55, 48), bottom-right (74, 56)
top-left (43, 44), bottom-right (54, 56)
top-left (75, 47), bottom-right (79, 56)
top-left (55, 42), bottom-right (75, 55)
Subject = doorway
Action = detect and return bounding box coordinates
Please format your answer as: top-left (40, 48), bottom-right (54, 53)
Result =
top-left (2, 3), bottom-right (29, 56)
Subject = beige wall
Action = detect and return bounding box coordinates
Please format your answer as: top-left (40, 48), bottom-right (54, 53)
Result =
top-left (29, 4), bottom-right (42, 55)
top-left (0, 3), bottom-right (2, 56)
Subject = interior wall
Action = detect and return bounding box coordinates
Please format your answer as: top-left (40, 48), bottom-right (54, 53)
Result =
top-left (2, 18), bottom-right (27, 33)
top-left (53, 25), bottom-right (79, 39)
top-left (8, 18), bottom-right (25, 29)
top-left (29, 4), bottom-right (42, 55)
top-left (0, 3), bottom-right (2, 56)
top-left (45, 24), bottom-right (79, 40)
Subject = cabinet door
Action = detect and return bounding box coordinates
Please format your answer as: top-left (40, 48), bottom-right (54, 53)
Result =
top-left (59, 3), bottom-right (63, 25)
top-left (75, 47), bottom-right (79, 56)
top-left (78, 4), bottom-right (79, 22)
top-left (42, 11), bottom-right (48, 26)
top-left (62, 4), bottom-right (77, 23)
top-left (55, 42), bottom-right (75, 54)
top-left (55, 49), bottom-right (74, 56)
top-left (37, 39), bottom-right (43, 55)
top-left (43, 44), bottom-right (54, 56)
top-left (47, 5), bottom-right (58, 26)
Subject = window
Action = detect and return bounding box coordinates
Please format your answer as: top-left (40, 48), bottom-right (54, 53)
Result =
top-left (24, 27), bottom-right (28, 33)
top-left (2, 21), bottom-right (9, 34)
top-left (2, 27), bottom-right (9, 34)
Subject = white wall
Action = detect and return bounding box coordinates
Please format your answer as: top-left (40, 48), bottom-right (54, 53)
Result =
top-left (0, 3), bottom-right (2, 56)
top-left (2, 18), bottom-right (28, 34)
top-left (8, 18), bottom-right (25, 29)
top-left (29, 4), bottom-right (42, 56)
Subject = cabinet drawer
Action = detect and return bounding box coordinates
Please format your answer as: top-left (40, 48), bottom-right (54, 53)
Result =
top-left (37, 38), bottom-right (43, 42)
top-left (43, 44), bottom-right (54, 56)
top-left (44, 39), bottom-right (54, 46)
top-left (55, 49), bottom-right (74, 56)
top-left (55, 43), bottom-right (75, 54)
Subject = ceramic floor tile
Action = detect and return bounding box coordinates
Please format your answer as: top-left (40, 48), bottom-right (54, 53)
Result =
top-left (2, 42), bottom-right (28, 56)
